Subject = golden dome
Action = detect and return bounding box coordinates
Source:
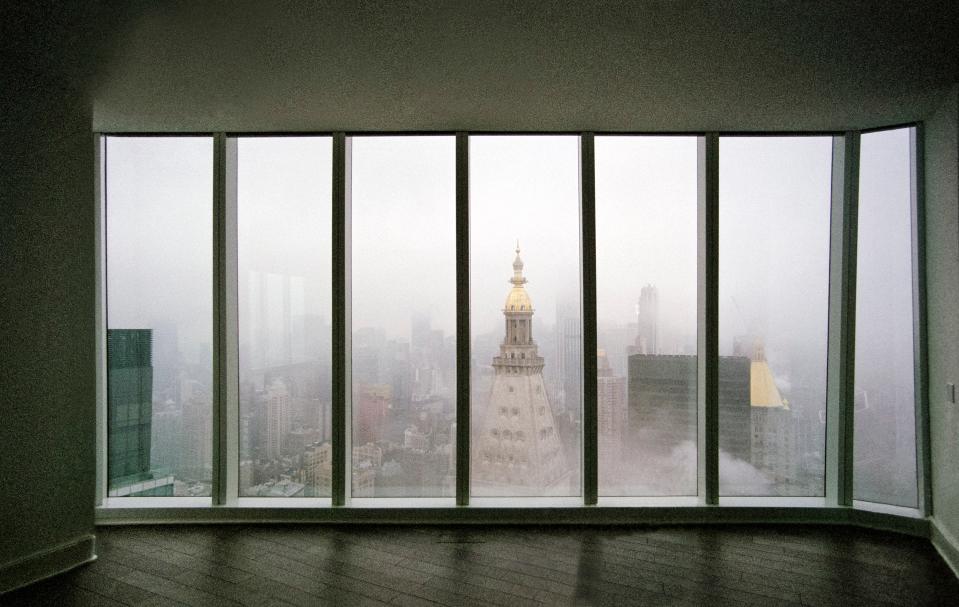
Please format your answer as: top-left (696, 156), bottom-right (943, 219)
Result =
top-left (505, 286), bottom-right (533, 311)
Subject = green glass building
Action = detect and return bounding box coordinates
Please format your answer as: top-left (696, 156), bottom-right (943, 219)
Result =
top-left (107, 329), bottom-right (173, 496)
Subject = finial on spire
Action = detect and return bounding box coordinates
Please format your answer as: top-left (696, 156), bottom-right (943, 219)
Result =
top-left (510, 241), bottom-right (527, 287)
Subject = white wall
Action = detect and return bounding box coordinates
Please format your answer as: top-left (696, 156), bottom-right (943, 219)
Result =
top-left (0, 2), bottom-right (135, 591)
top-left (925, 85), bottom-right (959, 568)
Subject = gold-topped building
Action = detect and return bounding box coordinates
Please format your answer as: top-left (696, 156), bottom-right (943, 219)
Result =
top-left (472, 245), bottom-right (571, 496)
top-left (749, 343), bottom-right (788, 410)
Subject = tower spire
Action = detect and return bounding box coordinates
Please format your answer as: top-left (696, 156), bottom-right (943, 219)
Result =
top-left (475, 244), bottom-right (570, 496)
top-left (511, 240), bottom-right (527, 287)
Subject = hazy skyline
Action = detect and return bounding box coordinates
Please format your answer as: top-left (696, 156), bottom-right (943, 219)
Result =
top-left (107, 134), bottom-right (848, 348)
top-left (106, 129), bottom-right (919, 504)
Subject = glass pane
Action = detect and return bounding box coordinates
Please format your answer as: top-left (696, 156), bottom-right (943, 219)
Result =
top-left (854, 128), bottom-right (917, 507)
top-left (595, 136), bottom-right (698, 496)
top-left (237, 137), bottom-right (332, 498)
top-left (719, 136), bottom-right (831, 496)
top-left (350, 136), bottom-right (456, 497)
top-left (106, 137), bottom-right (213, 497)
top-left (469, 136), bottom-right (581, 498)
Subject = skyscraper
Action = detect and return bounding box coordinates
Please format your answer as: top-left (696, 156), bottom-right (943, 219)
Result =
top-left (266, 378), bottom-right (291, 461)
top-left (555, 299), bottom-right (582, 415)
top-left (354, 383), bottom-right (392, 445)
top-left (628, 284), bottom-right (660, 357)
top-left (749, 348), bottom-right (799, 491)
top-left (597, 350), bottom-right (627, 470)
top-left (107, 329), bottom-right (174, 496)
top-left (473, 246), bottom-right (570, 496)
top-left (303, 441), bottom-right (332, 496)
top-left (627, 354), bottom-right (751, 463)
top-left (107, 329), bottom-right (154, 483)
top-left (638, 284), bottom-right (659, 355)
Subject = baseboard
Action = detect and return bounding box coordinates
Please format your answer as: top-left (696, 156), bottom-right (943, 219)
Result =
top-left (931, 517), bottom-right (959, 579)
top-left (0, 534), bottom-right (96, 595)
top-left (97, 504), bottom-right (928, 538)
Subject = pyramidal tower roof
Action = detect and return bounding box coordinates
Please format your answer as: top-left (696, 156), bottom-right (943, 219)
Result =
top-left (748, 340), bottom-right (787, 409)
top-left (473, 245), bottom-right (570, 496)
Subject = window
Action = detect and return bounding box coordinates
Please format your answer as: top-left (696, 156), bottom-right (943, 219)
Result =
top-left (718, 136), bottom-right (831, 497)
top-left (350, 136), bottom-right (456, 498)
top-left (105, 136), bottom-right (213, 497)
top-left (98, 128), bottom-right (925, 515)
top-left (469, 136), bottom-right (581, 498)
top-left (595, 136), bottom-right (699, 496)
top-left (854, 128), bottom-right (918, 508)
top-left (236, 137), bottom-right (332, 498)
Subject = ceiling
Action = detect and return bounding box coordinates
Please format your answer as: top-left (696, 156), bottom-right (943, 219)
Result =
top-left (77, 1), bottom-right (959, 131)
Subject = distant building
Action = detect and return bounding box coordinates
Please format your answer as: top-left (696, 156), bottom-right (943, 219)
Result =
top-left (473, 246), bottom-right (570, 496)
top-left (627, 285), bottom-right (660, 357)
top-left (301, 441), bottom-right (380, 497)
top-left (748, 344), bottom-right (801, 493)
top-left (180, 396), bottom-right (212, 481)
top-left (354, 383), bottom-right (392, 445)
top-left (248, 477), bottom-right (305, 497)
top-left (597, 350), bottom-right (627, 468)
top-left (555, 300), bottom-right (582, 415)
top-left (627, 354), bottom-right (751, 463)
top-left (285, 427), bottom-right (321, 457)
top-left (638, 285), bottom-right (659, 354)
top-left (239, 459), bottom-right (254, 492)
top-left (352, 443), bottom-right (382, 497)
top-left (106, 329), bottom-right (174, 496)
top-left (404, 425), bottom-right (430, 451)
top-left (628, 345), bottom-right (808, 495)
top-left (302, 441), bottom-right (332, 496)
top-left (107, 329), bottom-right (154, 480)
top-left (265, 378), bottom-right (291, 461)
top-left (718, 357), bottom-right (752, 462)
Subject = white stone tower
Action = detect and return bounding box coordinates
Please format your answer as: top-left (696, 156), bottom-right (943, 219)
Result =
top-left (473, 244), bottom-right (571, 496)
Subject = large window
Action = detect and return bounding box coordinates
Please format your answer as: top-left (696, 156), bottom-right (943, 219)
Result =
top-left (854, 128), bottom-right (918, 508)
top-left (105, 136), bottom-right (213, 497)
top-left (236, 137), bottom-right (333, 498)
top-left (349, 136), bottom-right (456, 498)
top-left (469, 136), bottom-right (582, 498)
top-left (99, 129), bottom-right (925, 512)
top-left (595, 136), bottom-right (699, 496)
top-left (718, 137), bottom-right (831, 497)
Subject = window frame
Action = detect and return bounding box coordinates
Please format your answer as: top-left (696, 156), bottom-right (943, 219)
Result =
top-left (94, 127), bottom-right (931, 526)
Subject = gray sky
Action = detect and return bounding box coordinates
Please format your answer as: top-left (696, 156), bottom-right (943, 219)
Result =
top-left (351, 136), bottom-right (456, 338)
top-left (106, 132), bottom-right (910, 377)
top-left (596, 136), bottom-right (698, 345)
top-left (718, 136), bottom-right (832, 372)
top-left (469, 136), bottom-right (581, 335)
top-left (106, 137), bottom-right (213, 352)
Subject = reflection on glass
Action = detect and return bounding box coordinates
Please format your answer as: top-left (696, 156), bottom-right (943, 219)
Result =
top-left (595, 136), bottom-right (698, 496)
top-left (719, 136), bottom-right (831, 497)
top-left (350, 137), bottom-right (456, 497)
top-left (236, 137), bottom-right (333, 497)
top-left (469, 136), bottom-right (581, 497)
top-left (854, 128), bottom-right (917, 508)
top-left (106, 137), bottom-right (213, 497)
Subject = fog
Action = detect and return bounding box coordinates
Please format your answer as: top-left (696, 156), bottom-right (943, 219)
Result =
top-left (106, 131), bottom-right (918, 503)
top-left (107, 135), bottom-right (835, 346)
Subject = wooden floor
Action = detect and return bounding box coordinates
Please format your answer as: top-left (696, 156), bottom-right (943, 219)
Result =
top-left (4, 524), bottom-right (957, 606)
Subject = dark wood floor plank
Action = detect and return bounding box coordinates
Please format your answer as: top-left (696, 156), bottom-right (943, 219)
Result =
top-left (4, 524), bottom-right (957, 607)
